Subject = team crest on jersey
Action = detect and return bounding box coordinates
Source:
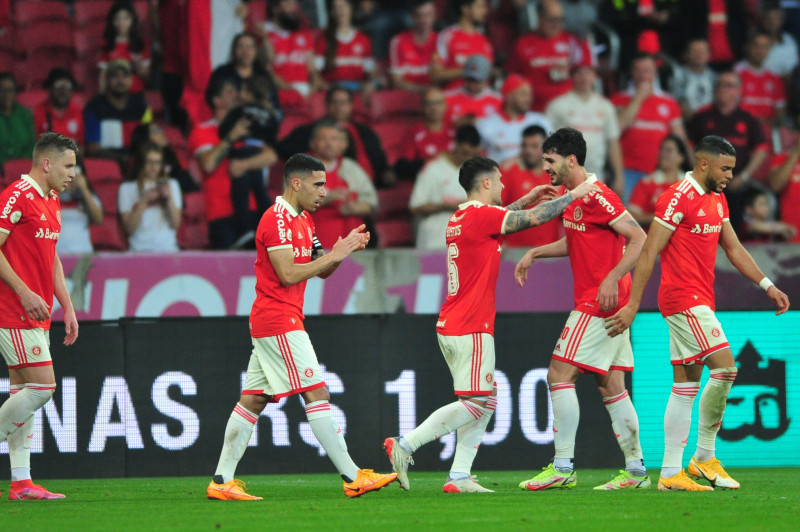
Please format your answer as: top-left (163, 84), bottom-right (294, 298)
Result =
top-left (304, 368), bottom-right (314, 378)
top-left (672, 212), bottom-right (683, 224)
top-left (354, 43), bottom-right (363, 54)
top-left (573, 206), bottom-right (583, 221)
top-left (711, 328), bottom-right (721, 338)
top-left (9, 211), bottom-right (21, 224)
top-left (658, 104), bottom-right (670, 116)
top-left (57, 210), bottom-right (61, 223)
top-left (485, 373), bottom-right (493, 383)
top-left (688, 191), bottom-right (695, 200)
top-left (297, 35), bottom-right (306, 46)
top-left (32, 346), bottom-right (42, 356)
top-left (717, 204), bottom-right (723, 217)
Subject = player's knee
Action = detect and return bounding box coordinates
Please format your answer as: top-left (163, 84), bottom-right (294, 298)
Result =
top-left (240, 394), bottom-right (269, 413)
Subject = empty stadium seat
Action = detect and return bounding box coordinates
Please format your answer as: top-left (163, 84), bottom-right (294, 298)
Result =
top-left (278, 112), bottom-right (311, 140)
top-left (15, 20), bottom-right (74, 57)
top-left (1, 159), bottom-right (32, 185)
top-left (145, 90), bottom-right (165, 119)
top-left (92, 180), bottom-right (121, 214)
top-left (376, 185), bottom-right (412, 221)
top-left (0, 49), bottom-right (16, 71)
top-left (369, 90), bottom-right (422, 122)
top-left (74, 1), bottom-right (113, 27)
top-left (84, 158), bottom-right (123, 184)
top-left (376, 220), bottom-right (413, 248)
top-left (373, 121), bottom-right (414, 165)
top-left (90, 216), bottom-right (127, 251)
top-left (13, 1), bottom-right (71, 26)
top-left (177, 191), bottom-right (209, 250)
top-left (16, 89), bottom-right (46, 111)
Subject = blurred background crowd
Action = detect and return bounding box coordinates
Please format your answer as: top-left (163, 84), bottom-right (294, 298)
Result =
top-left (1, 0), bottom-right (799, 253)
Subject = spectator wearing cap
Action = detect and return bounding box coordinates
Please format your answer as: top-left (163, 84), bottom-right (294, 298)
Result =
top-left (443, 55), bottom-right (501, 126)
top-left (431, 0), bottom-right (493, 90)
top-left (33, 68), bottom-right (85, 148)
top-left (507, 0), bottom-right (593, 112)
top-left (0, 72), bottom-right (35, 165)
top-left (83, 59), bottom-right (152, 163)
top-left (476, 75), bottom-right (551, 164)
top-left (546, 64), bottom-right (624, 194)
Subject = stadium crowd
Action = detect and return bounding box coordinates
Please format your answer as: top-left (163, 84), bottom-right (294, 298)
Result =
top-left (1, 0), bottom-right (800, 251)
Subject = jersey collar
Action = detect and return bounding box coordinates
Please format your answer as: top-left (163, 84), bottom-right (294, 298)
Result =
top-left (22, 175), bottom-right (52, 198)
top-left (275, 195), bottom-right (299, 217)
top-left (585, 173), bottom-right (598, 184)
top-left (458, 200), bottom-right (485, 209)
top-left (684, 172), bottom-right (706, 195)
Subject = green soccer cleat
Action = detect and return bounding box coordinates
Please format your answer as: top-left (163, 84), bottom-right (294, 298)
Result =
top-left (518, 464), bottom-right (577, 491)
top-left (593, 470), bottom-right (652, 490)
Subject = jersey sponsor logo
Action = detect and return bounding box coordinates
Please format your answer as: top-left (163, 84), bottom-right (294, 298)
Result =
top-left (563, 219), bottom-right (586, 232)
top-left (277, 217), bottom-right (287, 242)
top-left (9, 210), bottom-right (21, 224)
top-left (596, 194), bottom-right (617, 214)
top-left (40, 213), bottom-right (47, 221)
top-left (34, 227), bottom-right (60, 240)
top-left (1, 190), bottom-right (21, 218)
top-left (573, 206), bottom-right (583, 221)
top-left (446, 224), bottom-right (462, 237)
top-left (449, 212), bottom-right (466, 223)
top-left (436, 319), bottom-right (446, 327)
top-left (690, 223), bottom-right (722, 234)
top-left (294, 246), bottom-right (313, 258)
top-left (662, 191), bottom-right (682, 221)
top-left (57, 210), bottom-right (61, 223)
top-left (697, 208), bottom-right (706, 217)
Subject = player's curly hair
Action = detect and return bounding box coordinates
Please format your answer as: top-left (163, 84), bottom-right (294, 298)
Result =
top-left (459, 156), bottom-right (498, 193)
top-left (542, 128), bottom-right (587, 167)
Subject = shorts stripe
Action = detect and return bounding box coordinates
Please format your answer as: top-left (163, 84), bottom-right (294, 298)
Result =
top-left (12, 330), bottom-right (26, 365)
top-left (471, 333), bottom-right (482, 392)
top-left (233, 405), bottom-right (258, 425)
top-left (683, 309), bottom-right (709, 351)
top-left (565, 313), bottom-right (591, 361)
top-left (277, 334), bottom-right (301, 390)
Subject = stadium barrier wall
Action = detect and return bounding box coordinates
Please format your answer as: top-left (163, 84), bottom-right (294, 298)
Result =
top-left (3, 311), bottom-right (796, 479)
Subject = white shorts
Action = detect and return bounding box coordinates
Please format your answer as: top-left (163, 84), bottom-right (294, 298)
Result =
top-left (665, 306), bottom-right (729, 365)
top-left (552, 310), bottom-right (633, 374)
top-left (437, 333), bottom-right (495, 397)
top-left (0, 328), bottom-right (52, 370)
top-left (243, 330), bottom-right (326, 401)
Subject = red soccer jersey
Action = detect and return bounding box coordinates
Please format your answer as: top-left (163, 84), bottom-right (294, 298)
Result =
top-left (33, 100), bottom-right (84, 145)
top-left (266, 23), bottom-right (314, 85)
top-left (99, 41), bottom-right (150, 93)
top-left (652, 174), bottom-right (729, 316)
top-left (562, 176), bottom-right (630, 317)
top-left (500, 162), bottom-right (562, 247)
top-left (509, 31), bottom-right (592, 111)
top-left (436, 25), bottom-right (494, 90)
top-left (444, 87), bottom-right (502, 125)
top-left (629, 171), bottom-right (675, 220)
top-left (315, 30), bottom-right (374, 83)
top-left (611, 89), bottom-right (682, 173)
top-left (734, 62), bottom-right (786, 122)
top-left (389, 30), bottom-right (437, 86)
top-left (769, 153), bottom-right (800, 242)
top-left (188, 119), bottom-right (235, 222)
top-left (400, 123), bottom-right (454, 161)
top-left (250, 196), bottom-right (316, 337)
top-left (437, 201), bottom-right (509, 336)
top-left (0, 177), bottom-right (61, 330)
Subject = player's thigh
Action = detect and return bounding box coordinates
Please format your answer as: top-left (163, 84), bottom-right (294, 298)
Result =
top-left (437, 332), bottom-right (495, 396)
top-left (0, 328), bottom-right (55, 383)
top-left (665, 306), bottom-right (729, 366)
top-left (552, 311), bottom-right (633, 375)
top-left (246, 331), bottom-right (325, 399)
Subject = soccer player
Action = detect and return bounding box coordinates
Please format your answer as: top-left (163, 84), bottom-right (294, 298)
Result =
top-left (606, 136), bottom-right (790, 491)
top-left (514, 127), bottom-right (650, 491)
top-left (384, 155), bottom-right (600, 493)
top-left (207, 153), bottom-right (397, 501)
top-left (0, 132), bottom-right (80, 500)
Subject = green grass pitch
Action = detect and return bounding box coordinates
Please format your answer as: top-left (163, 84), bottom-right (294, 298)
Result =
top-left (3, 469), bottom-right (799, 531)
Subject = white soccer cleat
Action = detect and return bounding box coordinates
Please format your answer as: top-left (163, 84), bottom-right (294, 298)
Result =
top-left (383, 436), bottom-right (413, 490)
top-left (442, 475), bottom-right (494, 493)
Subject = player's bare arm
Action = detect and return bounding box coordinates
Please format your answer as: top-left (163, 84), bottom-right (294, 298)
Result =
top-left (504, 184), bottom-right (559, 211)
top-left (718, 220), bottom-right (790, 315)
top-left (0, 232), bottom-right (50, 322)
top-left (53, 251), bottom-right (78, 345)
top-left (605, 221), bottom-right (673, 336)
top-left (597, 214), bottom-right (646, 312)
top-left (269, 225), bottom-right (368, 285)
top-left (504, 180), bottom-right (601, 234)
top-left (515, 237), bottom-right (568, 287)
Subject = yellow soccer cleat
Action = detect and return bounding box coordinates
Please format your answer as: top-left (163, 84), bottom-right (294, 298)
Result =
top-left (343, 469), bottom-right (398, 498)
top-left (688, 457), bottom-right (740, 489)
top-left (206, 479), bottom-right (263, 501)
top-left (657, 469), bottom-right (713, 491)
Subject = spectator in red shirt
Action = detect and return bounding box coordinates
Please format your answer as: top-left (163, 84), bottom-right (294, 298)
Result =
top-left (767, 130), bottom-right (800, 243)
top-left (508, 0), bottom-right (593, 112)
top-left (33, 68), bottom-right (84, 150)
top-left (734, 31), bottom-right (787, 127)
top-left (395, 87), bottom-right (454, 180)
top-left (444, 55), bottom-right (502, 126)
top-left (431, 0), bottom-right (493, 89)
top-left (612, 53), bottom-right (688, 200)
top-left (98, 1), bottom-right (150, 94)
top-left (389, 0), bottom-right (438, 93)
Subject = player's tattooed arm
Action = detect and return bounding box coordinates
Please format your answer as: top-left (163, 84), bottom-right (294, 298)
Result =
top-left (504, 193), bottom-right (574, 234)
top-left (504, 198), bottom-right (528, 212)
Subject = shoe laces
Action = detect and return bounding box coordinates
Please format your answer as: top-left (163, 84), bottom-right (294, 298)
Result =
top-left (232, 479), bottom-right (250, 492)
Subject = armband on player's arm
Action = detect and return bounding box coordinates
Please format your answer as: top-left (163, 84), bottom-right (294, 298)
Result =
top-left (311, 234), bottom-right (325, 260)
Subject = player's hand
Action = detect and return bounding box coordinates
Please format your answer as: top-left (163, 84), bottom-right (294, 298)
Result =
top-left (570, 180), bottom-right (601, 201)
top-left (20, 289), bottom-right (50, 322)
top-left (526, 184), bottom-right (558, 205)
top-left (330, 225), bottom-right (368, 260)
top-left (228, 159), bottom-right (248, 178)
top-left (596, 277), bottom-right (619, 312)
top-left (604, 304), bottom-right (636, 337)
top-left (63, 309), bottom-right (79, 346)
top-left (514, 248), bottom-right (538, 288)
top-left (142, 187), bottom-right (161, 204)
top-left (229, 117), bottom-right (251, 142)
top-left (767, 285), bottom-right (790, 315)
top-left (347, 224), bottom-right (370, 250)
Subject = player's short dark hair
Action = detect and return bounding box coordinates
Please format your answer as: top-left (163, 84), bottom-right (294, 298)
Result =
top-left (32, 132), bottom-right (79, 163)
top-left (325, 84), bottom-right (352, 105)
top-left (542, 128), bottom-right (587, 166)
top-left (454, 124), bottom-right (481, 147)
top-left (695, 136), bottom-right (736, 158)
top-left (459, 156), bottom-right (498, 193)
top-left (284, 153), bottom-right (326, 185)
top-left (522, 125), bottom-right (547, 139)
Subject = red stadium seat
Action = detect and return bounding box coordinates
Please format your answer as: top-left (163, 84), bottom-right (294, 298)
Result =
top-left (376, 187), bottom-right (412, 221)
top-left (73, 29), bottom-right (104, 61)
top-left (15, 20), bottom-right (74, 57)
top-left (376, 220), bottom-right (413, 248)
top-left (278, 112), bottom-right (312, 140)
top-left (1, 159), bottom-right (32, 186)
top-left (13, 1), bottom-right (70, 26)
top-left (93, 180), bottom-right (121, 214)
top-left (71, 59), bottom-right (101, 93)
top-left (74, 1), bottom-right (113, 27)
top-left (177, 191), bottom-right (209, 249)
top-left (16, 90), bottom-right (46, 111)
top-left (0, 49), bottom-right (16, 71)
top-left (373, 121), bottom-right (414, 165)
top-left (84, 158), bottom-right (124, 184)
top-left (369, 90), bottom-right (422, 122)
top-left (145, 90), bottom-right (165, 118)
top-left (267, 159), bottom-right (285, 201)
top-left (90, 216), bottom-right (127, 251)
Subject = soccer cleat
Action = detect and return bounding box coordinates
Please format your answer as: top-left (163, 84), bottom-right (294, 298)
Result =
top-left (593, 470), bottom-right (651, 490)
top-left (688, 457), bottom-right (740, 489)
top-left (442, 475), bottom-right (494, 493)
top-left (657, 469), bottom-right (713, 491)
top-left (383, 436), bottom-right (413, 491)
top-left (343, 469), bottom-right (398, 498)
top-left (518, 464), bottom-right (577, 491)
top-left (8, 481), bottom-right (65, 500)
top-left (206, 479), bottom-right (263, 501)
